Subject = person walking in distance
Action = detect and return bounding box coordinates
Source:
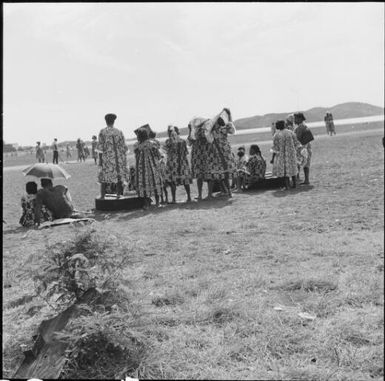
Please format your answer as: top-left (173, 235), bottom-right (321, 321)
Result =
top-left (52, 138), bottom-right (59, 164)
top-left (36, 141), bottom-right (45, 163)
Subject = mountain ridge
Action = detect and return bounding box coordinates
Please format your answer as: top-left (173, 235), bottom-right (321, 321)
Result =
top-left (155, 102), bottom-right (384, 138)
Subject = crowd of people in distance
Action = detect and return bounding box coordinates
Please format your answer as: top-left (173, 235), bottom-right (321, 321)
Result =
top-left (35, 138), bottom-right (99, 165)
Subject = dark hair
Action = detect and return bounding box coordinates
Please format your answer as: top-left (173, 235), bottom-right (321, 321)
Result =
top-left (249, 144), bottom-right (261, 156)
top-left (275, 120), bottom-right (285, 130)
top-left (168, 125), bottom-right (180, 137)
top-left (137, 128), bottom-right (148, 143)
top-left (26, 181), bottom-right (38, 195)
top-left (105, 113), bottom-right (117, 125)
top-left (41, 178), bottom-right (53, 188)
top-left (92, 135), bottom-right (97, 140)
top-left (294, 112), bottom-right (306, 122)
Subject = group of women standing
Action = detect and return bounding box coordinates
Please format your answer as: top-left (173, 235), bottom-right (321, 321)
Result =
top-left (271, 112), bottom-right (313, 190)
top-left (96, 109), bottom-right (314, 208)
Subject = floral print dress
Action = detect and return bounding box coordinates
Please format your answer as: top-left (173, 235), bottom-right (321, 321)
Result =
top-left (271, 129), bottom-right (300, 177)
top-left (163, 138), bottom-right (192, 185)
top-left (19, 194), bottom-right (52, 227)
top-left (97, 126), bottom-right (129, 184)
top-left (134, 139), bottom-right (163, 197)
top-left (246, 154), bottom-right (266, 185)
top-left (188, 122), bottom-right (211, 180)
top-left (206, 123), bottom-right (237, 180)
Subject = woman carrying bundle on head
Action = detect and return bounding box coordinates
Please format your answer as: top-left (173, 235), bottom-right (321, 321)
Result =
top-left (246, 144), bottom-right (266, 189)
top-left (270, 120), bottom-right (301, 190)
top-left (205, 108), bottom-right (237, 199)
top-left (134, 124), bottom-right (163, 209)
top-left (187, 117), bottom-right (212, 201)
top-left (163, 125), bottom-right (192, 203)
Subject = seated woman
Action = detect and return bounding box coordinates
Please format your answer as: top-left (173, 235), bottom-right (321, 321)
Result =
top-left (246, 144), bottom-right (266, 189)
top-left (19, 181), bottom-right (52, 227)
top-left (34, 178), bottom-right (74, 225)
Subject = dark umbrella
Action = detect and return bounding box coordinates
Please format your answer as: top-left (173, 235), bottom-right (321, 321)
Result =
top-left (22, 163), bottom-right (71, 180)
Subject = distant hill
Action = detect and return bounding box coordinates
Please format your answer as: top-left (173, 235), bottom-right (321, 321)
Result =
top-left (234, 102), bottom-right (384, 130)
top-left (155, 102), bottom-right (384, 138)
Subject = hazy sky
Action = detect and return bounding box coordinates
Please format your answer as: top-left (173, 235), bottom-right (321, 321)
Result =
top-left (3, 2), bottom-right (384, 146)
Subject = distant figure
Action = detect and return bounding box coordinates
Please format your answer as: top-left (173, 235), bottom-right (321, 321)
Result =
top-left (84, 144), bottom-right (90, 159)
top-left (91, 135), bottom-right (98, 164)
top-left (271, 120), bottom-right (301, 190)
top-left (324, 112), bottom-right (336, 136)
top-left (76, 138), bottom-right (85, 162)
top-left (34, 179), bottom-right (74, 226)
top-left (66, 144), bottom-right (72, 160)
top-left (97, 113), bottom-right (129, 199)
top-left (36, 142), bottom-right (45, 163)
top-left (52, 138), bottom-right (59, 164)
top-left (19, 181), bottom-right (52, 227)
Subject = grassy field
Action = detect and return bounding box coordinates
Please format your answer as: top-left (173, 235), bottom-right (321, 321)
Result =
top-left (2, 126), bottom-right (384, 379)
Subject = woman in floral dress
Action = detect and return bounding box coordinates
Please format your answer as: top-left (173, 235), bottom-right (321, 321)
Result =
top-left (97, 113), bottom-right (129, 198)
top-left (270, 120), bottom-right (300, 190)
top-left (134, 125), bottom-right (163, 208)
top-left (246, 144), bottom-right (266, 189)
top-left (187, 117), bottom-right (211, 200)
top-left (163, 125), bottom-right (192, 203)
top-left (206, 108), bottom-right (237, 198)
top-left (19, 181), bottom-right (52, 227)
top-left (294, 112), bottom-right (313, 185)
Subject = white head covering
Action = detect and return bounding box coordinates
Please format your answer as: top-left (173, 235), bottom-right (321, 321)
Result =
top-left (188, 117), bottom-right (210, 141)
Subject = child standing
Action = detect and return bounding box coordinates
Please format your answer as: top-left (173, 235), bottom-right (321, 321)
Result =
top-left (233, 146), bottom-right (249, 192)
top-left (163, 125), bottom-right (192, 203)
top-left (134, 125), bottom-right (163, 209)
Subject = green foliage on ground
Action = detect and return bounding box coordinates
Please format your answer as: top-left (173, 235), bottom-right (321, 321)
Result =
top-left (3, 128), bottom-right (384, 379)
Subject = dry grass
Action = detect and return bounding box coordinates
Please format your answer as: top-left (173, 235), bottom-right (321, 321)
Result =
top-left (2, 126), bottom-right (384, 379)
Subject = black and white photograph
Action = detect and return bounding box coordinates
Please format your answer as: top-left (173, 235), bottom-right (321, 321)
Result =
top-left (3, 2), bottom-right (384, 380)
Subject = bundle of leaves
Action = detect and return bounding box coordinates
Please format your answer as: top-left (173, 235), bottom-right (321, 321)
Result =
top-left (30, 228), bottom-right (134, 311)
top-left (56, 310), bottom-right (147, 380)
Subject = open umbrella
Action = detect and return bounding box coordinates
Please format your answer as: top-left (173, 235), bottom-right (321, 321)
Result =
top-left (22, 163), bottom-right (71, 180)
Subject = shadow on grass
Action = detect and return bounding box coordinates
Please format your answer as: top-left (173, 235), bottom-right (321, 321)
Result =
top-left (92, 197), bottom-right (234, 222)
top-left (271, 184), bottom-right (314, 197)
top-left (3, 225), bottom-right (30, 236)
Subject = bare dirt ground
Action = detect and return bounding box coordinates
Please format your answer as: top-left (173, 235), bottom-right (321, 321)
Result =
top-left (2, 127), bottom-right (384, 380)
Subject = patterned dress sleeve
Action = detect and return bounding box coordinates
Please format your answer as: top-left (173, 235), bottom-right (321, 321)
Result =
top-left (97, 130), bottom-right (105, 152)
top-left (272, 133), bottom-right (280, 154)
